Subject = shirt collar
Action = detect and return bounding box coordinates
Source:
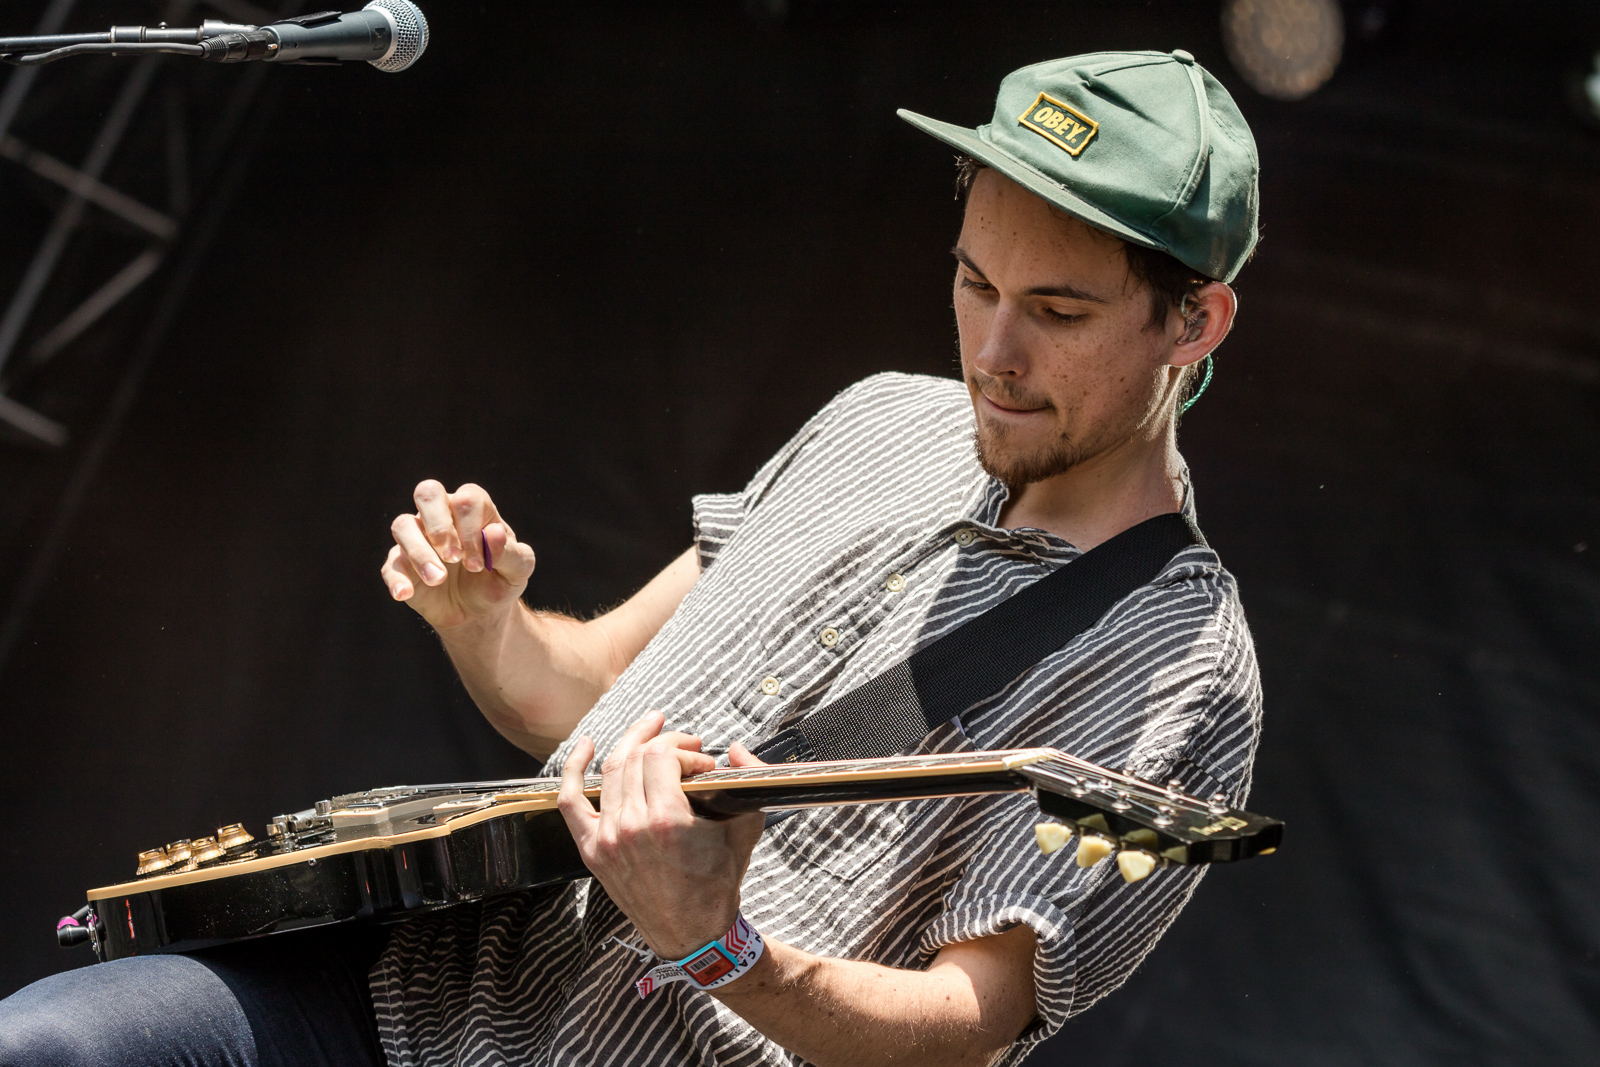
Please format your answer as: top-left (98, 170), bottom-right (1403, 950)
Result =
top-left (955, 465), bottom-right (1198, 559)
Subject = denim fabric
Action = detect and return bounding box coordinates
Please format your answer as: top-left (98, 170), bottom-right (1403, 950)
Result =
top-left (0, 926), bottom-right (386, 1067)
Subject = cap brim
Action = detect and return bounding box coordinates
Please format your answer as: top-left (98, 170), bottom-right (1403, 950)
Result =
top-left (897, 108), bottom-right (1162, 254)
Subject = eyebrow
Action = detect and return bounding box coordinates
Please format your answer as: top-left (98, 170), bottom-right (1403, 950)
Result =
top-left (951, 245), bottom-right (1110, 304)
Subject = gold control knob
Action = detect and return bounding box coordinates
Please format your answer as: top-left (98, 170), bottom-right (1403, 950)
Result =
top-left (189, 836), bottom-right (224, 864)
top-left (163, 839), bottom-right (193, 864)
top-left (216, 824), bottom-right (254, 849)
top-left (136, 848), bottom-right (173, 876)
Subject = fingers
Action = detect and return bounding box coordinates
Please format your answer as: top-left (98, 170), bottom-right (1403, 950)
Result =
top-left (413, 480), bottom-right (462, 565)
top-left (380, 544), bottom-right (419, 601)
top-left (390, 513), bottom-right (447, 587)
top-left (483, 522), bottom-right (536, 585)
top-left (390, 480), bottom-right (529, 593)
top-left (446, 483), bottom-right (499, 573)
top-left (600, 714), bottom-right (662, 825)
top-left (613, 712), bottom-right (668, 762)
top-left (642, 740), bottom-right (696, 823)
top-left (600, 716), bottom-right (712, 822)
top-left (651, 735), bottom-right (716, 777)
top-left (728, 741), bottom-right (768, 768)
top-left (556, 736), bottom-right (599, 846)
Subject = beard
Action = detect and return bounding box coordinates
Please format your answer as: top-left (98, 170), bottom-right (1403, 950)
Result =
top-left (972, 422), bottom-right (1090, 487)
top-left (968, 372), bottom-right (1091, 486)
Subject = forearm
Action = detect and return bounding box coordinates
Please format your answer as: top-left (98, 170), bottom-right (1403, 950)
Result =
top-left (712, 931), bottom-right (1037, 1067)
top-left (438, 603), bottom-right (618, 759)
top-left (436, 546), bottom-right (703, 759)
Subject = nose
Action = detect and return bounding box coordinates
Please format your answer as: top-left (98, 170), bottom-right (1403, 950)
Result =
top-left (968, 301), bottom-right (1030, 380)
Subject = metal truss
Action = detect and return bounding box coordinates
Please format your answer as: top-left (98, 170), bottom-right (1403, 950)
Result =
top-left (0, 0), bottom-right (305, 674)
top-left (0, 0), bottom-right (283, 446)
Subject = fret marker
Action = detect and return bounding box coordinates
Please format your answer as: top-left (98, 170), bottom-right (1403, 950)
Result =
top-left (1034, 822), bottom-right (1071, 855)
top-left (1076, 835), bottom-right (1113, 868)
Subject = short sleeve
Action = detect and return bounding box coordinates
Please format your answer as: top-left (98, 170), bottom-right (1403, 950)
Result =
top-left (689, 377), bottom-right (878, 570)
top-left (919, 793), bottom-right (1208, 1062)
top-left (918, 569), bottom-right (1262, 1058)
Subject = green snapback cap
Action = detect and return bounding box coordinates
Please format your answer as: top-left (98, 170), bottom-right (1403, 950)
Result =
top-left (899, 50), bottom-right (1259, 283)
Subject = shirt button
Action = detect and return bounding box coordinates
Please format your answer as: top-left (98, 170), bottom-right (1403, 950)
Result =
top-left (759, 676), bottom-right (780, 696)
top-left (953, 529), bottom-right (977, 547)
top-left (884, 573), bottom-right (905, 593)
top-left (818, 627), bottom-right (841, 648)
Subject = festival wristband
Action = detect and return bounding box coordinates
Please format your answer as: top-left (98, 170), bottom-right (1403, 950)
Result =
top-left (634, 913), bottom-right (765, 999)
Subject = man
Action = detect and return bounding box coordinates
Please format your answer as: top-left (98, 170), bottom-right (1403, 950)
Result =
top-left (0, 50), bottom-right (1260, 1067)
top-left (369, 48), bottom-right (1261, 1067)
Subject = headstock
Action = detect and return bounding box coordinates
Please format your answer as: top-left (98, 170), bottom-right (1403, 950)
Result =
top-left (1018, 755), bottom-right (1281, 883)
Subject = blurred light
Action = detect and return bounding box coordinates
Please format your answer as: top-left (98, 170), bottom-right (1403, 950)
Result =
top-left (1222, 0), bottom-right (1345, 101)
top-left (1566, 50), bottom-right (1600, 129)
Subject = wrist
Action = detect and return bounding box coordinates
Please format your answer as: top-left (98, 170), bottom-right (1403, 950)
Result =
top-left (648, 904), bottom-right (741, 962)
top-left (633, 912), bottom-right (766, 1000)
top-left (434, 597), bottom-right (524, 643)
top-left (708, 937), bottom-right (793, 1000)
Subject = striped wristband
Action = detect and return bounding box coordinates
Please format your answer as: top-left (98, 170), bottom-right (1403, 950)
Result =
top-left (635, 913), bottom-right (765, 999)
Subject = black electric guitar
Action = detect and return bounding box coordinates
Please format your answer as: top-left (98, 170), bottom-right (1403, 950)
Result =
top-left (59, 748), bottom-right (1281, 962)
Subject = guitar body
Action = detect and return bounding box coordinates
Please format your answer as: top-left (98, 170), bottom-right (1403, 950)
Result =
top-left (71, 751), bottom-right (1282, 962)
top-left (90, 807), bottom-right (588, 960)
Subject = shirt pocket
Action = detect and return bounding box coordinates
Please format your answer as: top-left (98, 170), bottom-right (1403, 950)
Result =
top-left (762, 801), bottom-right (914, 883)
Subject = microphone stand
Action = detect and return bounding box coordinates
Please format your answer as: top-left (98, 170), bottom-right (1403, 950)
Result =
top-left (0, 15), bottom-right (314, 65)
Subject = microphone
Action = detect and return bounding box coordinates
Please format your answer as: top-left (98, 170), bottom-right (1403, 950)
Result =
top-left (0, 0), bottom-right (429, 71)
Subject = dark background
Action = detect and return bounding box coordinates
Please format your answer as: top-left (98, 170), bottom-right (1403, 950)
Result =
top-left (2, 1), bottom-right (1598, 1063)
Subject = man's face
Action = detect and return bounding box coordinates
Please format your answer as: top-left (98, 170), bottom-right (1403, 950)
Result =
top-left (953, 169), bottom-right (1180, 486)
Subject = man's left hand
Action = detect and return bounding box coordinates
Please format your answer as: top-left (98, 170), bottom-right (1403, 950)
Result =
top-left (557, 712), bottom-right (766, 960)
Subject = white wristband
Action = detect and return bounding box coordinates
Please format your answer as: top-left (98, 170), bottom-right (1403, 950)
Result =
top-left (634, 912), bottom-right (765, 999)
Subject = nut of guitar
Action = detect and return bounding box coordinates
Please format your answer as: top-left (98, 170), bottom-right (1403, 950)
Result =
top-left (1034, 822), bottom-right (1072, 855)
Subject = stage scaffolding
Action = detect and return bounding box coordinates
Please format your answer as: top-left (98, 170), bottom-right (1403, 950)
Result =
top-left (0, 0), bottom-right (297, 446)
top-left (0, 0), bottom-right (298, 667)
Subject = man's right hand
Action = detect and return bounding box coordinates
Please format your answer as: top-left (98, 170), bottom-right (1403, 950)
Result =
top-left (381, 480), bottom-right (537, 631)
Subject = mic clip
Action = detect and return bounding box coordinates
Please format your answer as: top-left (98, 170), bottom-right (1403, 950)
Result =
top-left (272, 11), bottom-right (343, 28)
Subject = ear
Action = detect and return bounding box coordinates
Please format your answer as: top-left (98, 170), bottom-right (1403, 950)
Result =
top-left (1169, 281), bottom-right (1237, 369)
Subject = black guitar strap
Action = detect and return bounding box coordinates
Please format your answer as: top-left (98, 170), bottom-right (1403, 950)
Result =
top-left (751, 511), bottom-right (1204, 765)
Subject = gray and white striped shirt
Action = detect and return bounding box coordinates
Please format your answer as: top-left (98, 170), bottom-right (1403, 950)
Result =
top-left (371, 372), bottom-right (1262, 1066)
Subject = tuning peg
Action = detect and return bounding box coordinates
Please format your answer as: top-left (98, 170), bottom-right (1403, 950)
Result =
top-left (1034, 822), bottom-right (1072, 855)
top-left (1116, 850), bottom-right (1158, 883)
top-left (1076, 835), bottom-right (1114, 868)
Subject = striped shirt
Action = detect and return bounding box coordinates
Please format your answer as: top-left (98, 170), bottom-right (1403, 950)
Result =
top-left (370, 372), bottom-right (1263, 1067)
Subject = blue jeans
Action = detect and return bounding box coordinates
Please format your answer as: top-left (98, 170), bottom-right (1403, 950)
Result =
top-left (0, 927), bottom-right (387, 1067)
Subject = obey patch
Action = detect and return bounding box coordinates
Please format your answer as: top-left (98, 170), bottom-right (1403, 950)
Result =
top-left (1017, 92), bottom-right (1099, 156)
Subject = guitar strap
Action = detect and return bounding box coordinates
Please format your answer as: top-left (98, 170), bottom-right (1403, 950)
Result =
top-left (750, 511), bottom-right (1204, 766)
